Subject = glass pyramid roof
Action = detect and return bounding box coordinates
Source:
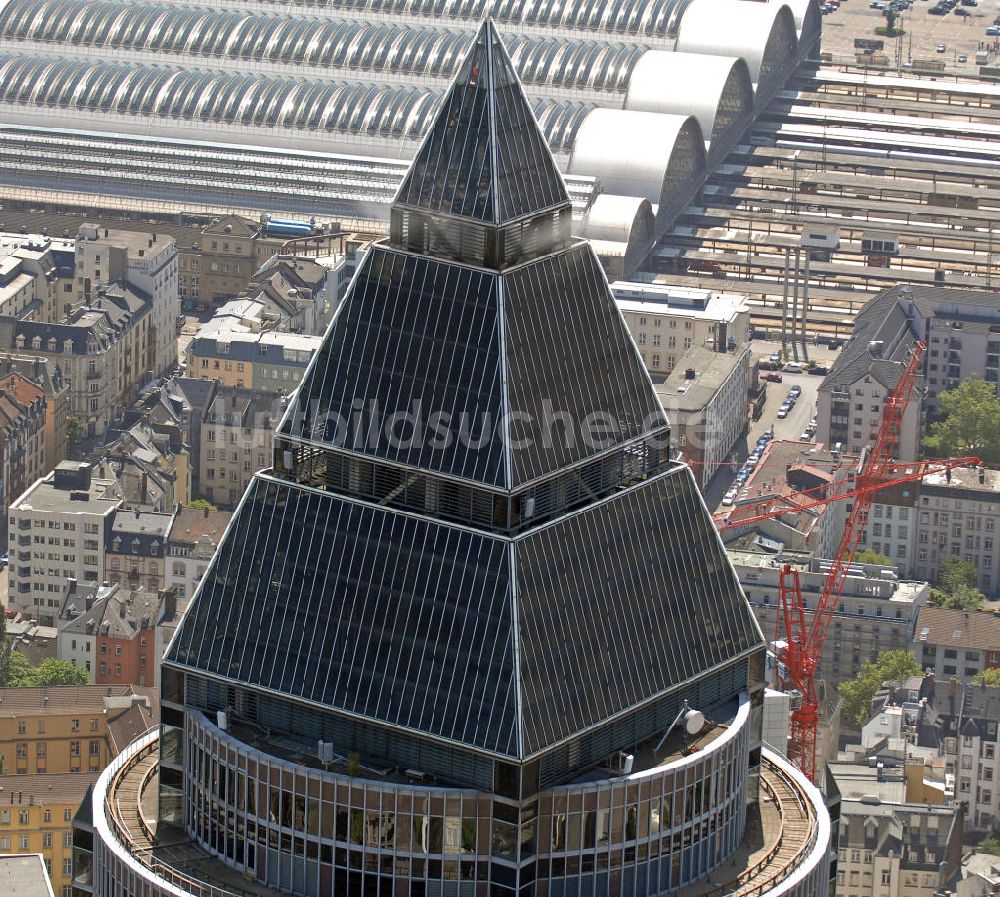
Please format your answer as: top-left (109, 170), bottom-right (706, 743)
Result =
top-left (393, 19), bottom-right (571, 226)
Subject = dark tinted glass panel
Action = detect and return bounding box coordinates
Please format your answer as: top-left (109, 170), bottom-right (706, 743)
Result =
top-left (502, 244), bottom-right (668, 487)
top-left (167, 475), bottom-right (520, 756)
top-left (514, 466), bottom-right (764, 756)
top-left (280, 246), bottom-right (507, 486)
top-left (394, 21), bottom-right (570, 225)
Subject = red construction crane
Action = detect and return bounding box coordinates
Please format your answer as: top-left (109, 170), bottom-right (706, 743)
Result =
top-left (714, 341), bottom-right (981, 782)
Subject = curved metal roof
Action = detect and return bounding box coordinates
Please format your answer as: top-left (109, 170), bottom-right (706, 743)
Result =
top-left (568, 108), bottom-right (706, 231)
top-left (625, 51), bottom-right (753, 150)
top-left (0, 51), bottom-right (592, 151)
top-left (676, 0), bottom-right (798, 91)
top-left (0, 0), bottom-right (651, 93)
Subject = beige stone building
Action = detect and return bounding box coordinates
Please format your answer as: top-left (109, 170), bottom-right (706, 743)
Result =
top-left (74, 225), bottom-right (178, 377)
top-left (177, 215), bottom-right (284, 305)
top-left (199, 387), bottom-right (280, 509)
top-left (612, 281), bottom-right (751, 377)
top-left (165, 507), bottom-right (232, 603)
top-left (0, 355), bottom-right (70, 473)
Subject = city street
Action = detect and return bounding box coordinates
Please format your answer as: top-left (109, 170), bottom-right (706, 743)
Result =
top-left (701, 339), bottom-right (841, 511)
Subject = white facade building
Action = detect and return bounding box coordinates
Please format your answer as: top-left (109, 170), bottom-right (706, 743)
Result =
top-left (612, 282), bottom-right (751, 377)
top-left (7, 462), bottom-right (122, 626)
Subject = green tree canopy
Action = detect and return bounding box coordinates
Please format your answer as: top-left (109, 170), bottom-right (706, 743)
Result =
top-left (185, 499), bottom-right (218, 511)
top-left (929, 557), bottom-right (987, 610)
top-left (975, 668), bottom-right (1000, 687)
top-left (5, 655), bottom-right (89, 687)
top-left (924, 378), bottom-right (1000, 464)
top-left (838, 650), bottom-right (922, 729)
top-left (66, 415), bottom-right (86, 445)
top-left (854, 548), bottom-right (892, 566)
top-left (0, 611), bottom-right (13, 688)
top-left (977, 837), bottom-right (1000, 857)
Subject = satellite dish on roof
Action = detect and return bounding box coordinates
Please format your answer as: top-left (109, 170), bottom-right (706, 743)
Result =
top-left (684, 709), bottom-right (705, 735)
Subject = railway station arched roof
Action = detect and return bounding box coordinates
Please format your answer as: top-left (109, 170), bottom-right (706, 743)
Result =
top-left (0, 0), bottom-right (653, 94)
top-left (569, 109), bottom-right (706, 233)
top-left (675, 0), bottom-right (799, 103)
top-left (625, 52), bottom-right (753, 155)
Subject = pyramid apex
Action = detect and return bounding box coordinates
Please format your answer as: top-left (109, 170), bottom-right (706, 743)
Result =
top-left (392, 17), bottom-right (571, 232)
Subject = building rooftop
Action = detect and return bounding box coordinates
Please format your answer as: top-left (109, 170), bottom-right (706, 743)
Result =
top-left (78, 224), bottom-right (174, 258)
top-left (11, 471), bottom-right (122, 514)
top-left (921, 464), bottom-right (1000, 496)
top-left (0, 684), bottom-right (151, 718)
top-left (59, 582), bottom-right (172, 642)
top-left (0, 854), bottom-right (54, 897)
top-left (168, 508), bottom-right (232, 546)
top-left (0, 773), bottom-right (99, 806)
top-left (827, 761), bottom-right (908, 803)
top-left (655, 344), bottom-right (747, 412)
top-left (110, 509), bottom-right (174, 538)
top-left (612, 282), bottom-right (750, 323)
top-left (915, 605), bottom-right (1000, 652)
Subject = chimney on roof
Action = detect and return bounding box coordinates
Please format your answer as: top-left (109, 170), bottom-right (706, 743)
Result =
top-left (685, 368), bottom-right (696, 380)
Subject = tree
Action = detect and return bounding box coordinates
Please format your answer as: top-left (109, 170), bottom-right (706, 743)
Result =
top-left (838, 650), bottom-right (922, 729)
top-left (185, 499), bottom-right (218, 512)
top-left (975, 668), bottom-right (1000, 687)
top-left (884, 7), bottom-right (897, 32)
top-left (977, 837), bottom-right (1000, 856)
top-left (0, 611), bottom-right (12, 688)
top-left (924, 378), bottom-right (1000, 464)
top-left (929, 557), bottom-right (987, 610)
top-left (66, 415), bottom-right (86, 446)
top-left (5, 655), bottom-right (89, 688)
top-left (854, 548), bottom-right (892, 566)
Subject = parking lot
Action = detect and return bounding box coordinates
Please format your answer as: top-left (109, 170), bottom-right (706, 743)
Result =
top-left (820, 0), bottom-right (1000, 69)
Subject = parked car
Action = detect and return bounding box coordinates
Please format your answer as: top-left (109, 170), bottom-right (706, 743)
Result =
top-left (987, 24), bottom-right (1000, 34)
top-left (955, 8), bottom-right (970, 16)
top-left (789, 385), bottom-right (802, 398)
top-left (777, 407), bottom-right (789, 419)
top-left (761, 371), bottom-right (783, 383)
top-left (808, 364), bottom-right (829, 375)
top-left (937, 42), bottom-right (947, 52)
top-left (958, 53), bottom-right (968, 62)
top-left (800, 431), bottom-right (813, 441)
top-left (0, 553), bottom-right (8, 570)
top-left (783, 361), bottom-right (804, 373)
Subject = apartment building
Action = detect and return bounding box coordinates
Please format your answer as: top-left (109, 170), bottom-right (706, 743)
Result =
top-left (164, 507), bottom-right (232, 603)
top-left (74, 224), bottom-right (178, 377)
top-left (0, 685), bottom-right (155, 777)
top-left (245, 255), bottom-right (337, 336)
top-left (3, 282), bottom-right (153, 438)
top-left (0, 372), bottom-right (48, 534)
top-left (0, 232), bottom-right (74, 322)
top-left (56, 582), bottom-right (179, 688)
top-left (612, 281), bottom-right (751, 377)
top-left (836, 797), bottom-right (963, 897)
top-left (734, 549), bottom-right (929, 686)
top-left (914, 606), bottom-right (1000, 681)
top-left (177, 215), bottom-right (285, 304)
top-left (818, 284), bottom-right (1000, 461)
top-left (0, 774), bottom-right (97, 897)
top-left (0, 355), bottom-right (70, 473)
top-left (860, 676), bottom-right (1000, 831)
top-left (861, 475), bottom-right (921, 572)
top-left (99, 421), bottom-right (191, 510)
top-left (655, 344), bottom-right (751, 489)
top-left (104, 510), bottom-right (175, 593)
top-left (186, 327), bottom-right (320, 390)
top-left (198, 388), bottom-right (281, 508)
top-left (914, 465), bottom-right (1000, 597)
top-left (7, 463), bottom-right (123, 624)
